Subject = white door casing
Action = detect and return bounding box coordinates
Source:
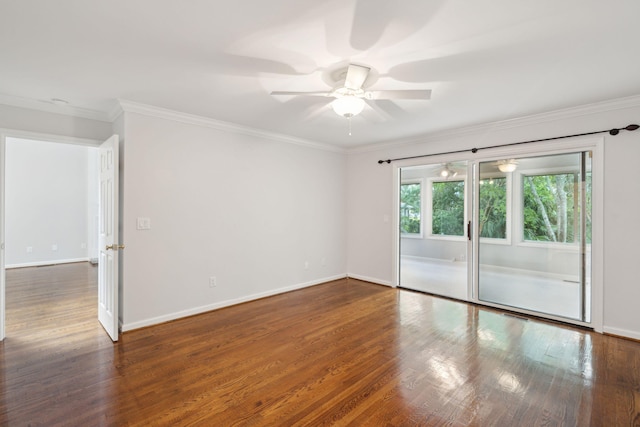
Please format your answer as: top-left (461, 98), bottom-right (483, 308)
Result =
top-left (98, 135), bottom-right (120, 341)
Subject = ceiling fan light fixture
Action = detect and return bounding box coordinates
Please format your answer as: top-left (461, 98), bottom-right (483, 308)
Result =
top-left (331, 96), bottom-right (365, 118)
top-left (440, 167), bottom-right (457, 178)
top-left (497, 159), bottom-right (518, 173)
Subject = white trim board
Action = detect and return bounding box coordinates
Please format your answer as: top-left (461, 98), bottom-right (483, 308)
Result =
top-left (6, 258), bottom-right (90, 269)
top-left (604, 327), bottom-right (640, 342)
top-left (347, 274), bottom-right (393, 287)
top-left (0, 129), bottom-right (101, 147)
top-left (121, 274), bottom-right (347, 332)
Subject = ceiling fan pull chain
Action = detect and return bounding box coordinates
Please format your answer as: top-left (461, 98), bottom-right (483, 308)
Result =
top-left (348, 115), bottom-right (352, 136)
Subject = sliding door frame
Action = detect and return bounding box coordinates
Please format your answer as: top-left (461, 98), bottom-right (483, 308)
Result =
top-left (392, 136), bottom-right (604, 333)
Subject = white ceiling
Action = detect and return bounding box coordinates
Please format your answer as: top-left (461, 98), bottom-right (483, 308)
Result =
top-left (2, 0), bottom-right (640, 148)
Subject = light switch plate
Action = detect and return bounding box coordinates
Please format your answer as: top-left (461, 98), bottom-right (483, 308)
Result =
top-left (136, 217), bottom-right (151, 230)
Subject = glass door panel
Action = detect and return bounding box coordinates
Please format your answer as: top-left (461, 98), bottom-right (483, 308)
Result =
top-left (477, 152), bottom-right (591, 322)
top-left (399, 162), bottom-right (469, 300)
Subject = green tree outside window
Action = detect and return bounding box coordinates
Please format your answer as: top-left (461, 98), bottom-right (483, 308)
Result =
top-left (523, 172), bottom-right (591, 243)
top-left (479, 177), bottom-right (507, 239)
top-left (432, 181), bottom-right (465, 236)
top-left (400, 183), bottom-right (421, 234)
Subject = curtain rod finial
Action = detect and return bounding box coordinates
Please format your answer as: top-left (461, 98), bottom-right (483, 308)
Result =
top-left (610, 124), bottom-right (639, 135)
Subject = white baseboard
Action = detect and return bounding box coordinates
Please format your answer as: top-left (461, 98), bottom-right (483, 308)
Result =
top-left (6, 258), bottom-right (89, 269)
top-left (347, 273), bottom-right (393, 287)
top-left (121, 274), bottom-right (347, 332)
top-left (603, 326), bottom-right (640, 341)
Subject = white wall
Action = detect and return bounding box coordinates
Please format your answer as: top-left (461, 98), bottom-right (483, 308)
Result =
top-left (347, 98), bottom-right (640, 339)
top-left (5, 138), bottom-right (98, 267)
top-left (120, 112), bottom-right (347, 330)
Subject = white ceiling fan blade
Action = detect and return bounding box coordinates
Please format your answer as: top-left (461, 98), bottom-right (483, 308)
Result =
top-left (366, 89), bottom-right (432, 100)
top-left (344, 64), bottom-right (370, 90)
top-left (270, 91), bottom-right (332, 97)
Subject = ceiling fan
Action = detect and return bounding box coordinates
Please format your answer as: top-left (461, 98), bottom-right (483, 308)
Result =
top-left (439, 162), bottom-right (466, 179)
top-left (494, 159), bottom-right (518, 173)
top-left (270, 64), bottom-right (431, 123)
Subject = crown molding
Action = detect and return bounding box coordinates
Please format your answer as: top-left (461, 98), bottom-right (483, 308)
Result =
top-left (117, 99), bottom-right (345, 153)
top-left (0, 93), bottom-right (112, 122)
top-left (349, 94), bottom-right (640, 154)
top-left (108, 102), bottom-right (124, 122)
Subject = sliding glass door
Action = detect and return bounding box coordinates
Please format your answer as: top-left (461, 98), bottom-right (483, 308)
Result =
top-left (477, 152), bottom-right (591, 321)
top-left (399, 162), bottom-right (469, 300)
top-left (398, 148), bottom-right (594, 326)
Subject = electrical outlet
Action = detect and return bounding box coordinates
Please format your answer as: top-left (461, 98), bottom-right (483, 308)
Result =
top-left (26, 246), bottom-right (33, 253)
top-left (52, 244), bottom-right (58, 251)
top-left (209, 276), bottom-right (217, 288)
top-left (304, 261), bottom-right (309, 270)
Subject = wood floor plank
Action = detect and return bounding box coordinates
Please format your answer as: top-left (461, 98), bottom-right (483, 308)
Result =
top-left (1, 263), bottom-right (640, 426)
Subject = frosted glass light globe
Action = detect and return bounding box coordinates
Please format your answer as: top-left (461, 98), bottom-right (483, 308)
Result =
top-left (331, 96), bottom-right (365, 117)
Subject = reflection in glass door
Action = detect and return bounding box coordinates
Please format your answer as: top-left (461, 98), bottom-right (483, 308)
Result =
top-left (399, 162), bottom-right (469, 300)
top-left (477, 152), bottom-right (591, 321)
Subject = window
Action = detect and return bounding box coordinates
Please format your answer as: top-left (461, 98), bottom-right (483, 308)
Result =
top-left (400, 182), bottom-right (421, 235)
top-left (431, 180), bottom-right (465, 236)
top-left (479, 177), bottom-right (507, 239)
top-left (522, 172), bottom-right (591, 243)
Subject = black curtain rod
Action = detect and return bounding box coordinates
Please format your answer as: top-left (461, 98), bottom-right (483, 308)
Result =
top-left (377, 124), bottom-right (639, 164)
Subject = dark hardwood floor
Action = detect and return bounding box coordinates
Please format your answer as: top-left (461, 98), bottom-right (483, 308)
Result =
top-left (1, 263), bottom-right (639, 426)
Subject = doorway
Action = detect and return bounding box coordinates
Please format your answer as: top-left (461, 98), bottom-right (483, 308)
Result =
top-left (1, 135), bottom-right (99, 339)
top-left (397, 138), bottom-right (602, 330)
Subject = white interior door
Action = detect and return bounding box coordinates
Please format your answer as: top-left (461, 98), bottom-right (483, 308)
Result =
top-left (98, 135), bottom-right (120, 341)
